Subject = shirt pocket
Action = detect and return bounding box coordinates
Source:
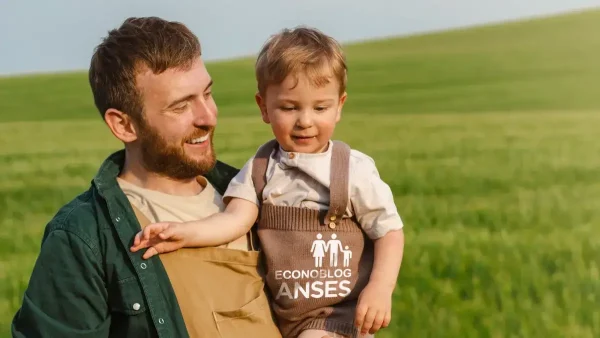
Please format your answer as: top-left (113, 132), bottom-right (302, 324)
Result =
top-left (111, 276), bottom-right (148, 314)
top-left (109, 276), bottom-right (154, 337)
top-left (213, 290), bottom-right (282, 338)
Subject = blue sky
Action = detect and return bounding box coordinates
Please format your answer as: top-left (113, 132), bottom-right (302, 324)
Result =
top-left (0, 0), bottom-right (598, 76)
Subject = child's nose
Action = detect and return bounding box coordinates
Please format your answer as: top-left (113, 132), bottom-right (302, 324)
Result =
top-left (295, 111), bottom-right (313, 128)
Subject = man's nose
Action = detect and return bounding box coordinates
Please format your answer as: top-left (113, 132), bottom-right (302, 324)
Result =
top-left (192, 99), bottom-right (217, 127)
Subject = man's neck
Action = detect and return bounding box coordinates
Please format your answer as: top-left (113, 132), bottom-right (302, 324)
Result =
top-left (118, 150), bottom-right (204, 196)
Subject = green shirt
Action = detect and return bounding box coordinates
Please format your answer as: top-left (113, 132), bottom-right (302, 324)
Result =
top-left (11, 149), bottom-right (240, 338)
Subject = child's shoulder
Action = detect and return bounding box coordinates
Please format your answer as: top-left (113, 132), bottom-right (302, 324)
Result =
top-left (349, 149), bottom-right (381, 178)
top-left (253, 139), bottom-right (279, 155)
top-left (337, 141), bottom-right (375, 168)
top-left (240, 139), bottom-right (278, 165)
top-left (326, 141), bottom-right (379, 177)
top-left (349, 148), bottom-right (375, 165)
top-left (233, 140), bottom-right (277, 171)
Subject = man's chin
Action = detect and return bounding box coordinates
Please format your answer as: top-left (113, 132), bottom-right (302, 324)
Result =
top-left (186, 154), bottom-right (217, 175)
top-left (186, 151), bottom-right (216, 168)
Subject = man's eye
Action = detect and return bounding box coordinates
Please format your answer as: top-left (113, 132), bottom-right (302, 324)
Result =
top-left (173, 102), bottom-right (189, 112)
top-left (204, 91), bottom-right (212, 98)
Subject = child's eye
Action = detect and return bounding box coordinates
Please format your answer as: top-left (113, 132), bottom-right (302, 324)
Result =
top-left (315, 106), bottom-right (327, 112)
top-left (280, 106), bottom-right (295, 111)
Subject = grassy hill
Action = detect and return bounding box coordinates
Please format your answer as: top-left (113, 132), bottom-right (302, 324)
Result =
top-left (1, 8), bottom-right (599, 122)
top-left (1, 8), bottom-right (599, 338)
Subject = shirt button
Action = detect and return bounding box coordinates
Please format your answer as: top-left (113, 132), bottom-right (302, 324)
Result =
top-left (115, 217), bottom-right (121, 222)
top-left (158, 318), bottom-right (165, 324)
top-left (133, 303), bottom-right (141, 311)
top-left (329, 222), bottom-right (336, 229)
top-left (288, 153), bottom-right (295, 159)
top-left (140, 263), bottom-right (147, 269)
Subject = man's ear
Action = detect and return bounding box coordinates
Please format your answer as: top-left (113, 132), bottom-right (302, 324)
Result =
top-left (104, 108), bottom-right (139, 143)
top-left (336, 92), bottom-right (347, 123)
top-left (255, 92), bottom-right (270, 124)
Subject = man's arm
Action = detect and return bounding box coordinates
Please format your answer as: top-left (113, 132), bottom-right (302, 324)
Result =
top-left (12, 229), bottom-right (110, 338)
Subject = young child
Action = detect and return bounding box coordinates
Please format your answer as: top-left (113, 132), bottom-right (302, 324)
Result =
top-left (130, 26), bottom-right (405, 338)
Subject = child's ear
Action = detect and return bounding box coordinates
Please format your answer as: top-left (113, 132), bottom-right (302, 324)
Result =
top-left (255, 92), bottom-right (270, 124)
top-left (336, 92), bottom-right (347, 122)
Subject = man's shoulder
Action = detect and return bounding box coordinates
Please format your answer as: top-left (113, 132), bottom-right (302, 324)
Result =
top-left (205, 160), bottom-right (240, 195)
top-left (42, 187), bottom-right (104, 249)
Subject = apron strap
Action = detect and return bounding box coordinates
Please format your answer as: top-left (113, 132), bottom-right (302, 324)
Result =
top-left (251, 139), bottom-right (278, 203)
top-left (130, 203), bottom-right (152, 228)
top-left (324, 140), bottom-right (351, 226)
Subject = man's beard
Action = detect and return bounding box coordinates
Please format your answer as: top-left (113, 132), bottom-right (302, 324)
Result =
top-left (136, 119), bottom-right (216, 180)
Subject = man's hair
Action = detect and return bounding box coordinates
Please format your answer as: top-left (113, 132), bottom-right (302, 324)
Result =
top-left (89, 17), bottom-right (201, 120)
top-left (255, 26), bottom-right (347, 96)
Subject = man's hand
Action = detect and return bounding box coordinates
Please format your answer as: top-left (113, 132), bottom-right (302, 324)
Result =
top-left (130, 222), bottom-right (187, 259)
top-left (354, 281), bottom-right (393, 335)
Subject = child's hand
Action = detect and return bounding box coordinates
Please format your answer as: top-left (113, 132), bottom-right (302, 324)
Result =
top-left (130, 222), bottom-right (186, 259)
top-left (354, 281), bottom-right (393, 335)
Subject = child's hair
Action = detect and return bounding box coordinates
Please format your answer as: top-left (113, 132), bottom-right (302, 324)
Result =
top-left (255, 26), bottom-right (347, 96)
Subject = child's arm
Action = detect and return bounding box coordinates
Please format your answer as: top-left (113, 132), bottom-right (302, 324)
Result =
top-left (177, 197), bottom-right (258, 246)
top-left (369, 229), bottom-right (405, 290)
top-left (130, 197), bottom-right (258, 258)
top-left (354, 229), bottom-right (404, 334)
top-left (347, 152), bottom-right (406, 335)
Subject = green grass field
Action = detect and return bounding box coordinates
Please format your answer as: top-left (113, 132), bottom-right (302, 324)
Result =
top-left (1, 8), bottom-right (600, 338)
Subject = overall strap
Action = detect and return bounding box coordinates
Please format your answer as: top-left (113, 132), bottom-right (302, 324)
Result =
top-left (324, 140), bottom-right (351, 228)
top-left (130, 203), bottom-right (152, 228)
top-left (251, 139), bottom-right (278, 204)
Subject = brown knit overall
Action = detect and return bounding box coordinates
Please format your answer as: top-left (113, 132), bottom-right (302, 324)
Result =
top-left (251, 139), bottom-right (375, 338)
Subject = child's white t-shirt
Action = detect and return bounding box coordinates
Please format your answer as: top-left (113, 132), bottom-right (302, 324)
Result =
top-left (223, 140), bottom-right (404, 239)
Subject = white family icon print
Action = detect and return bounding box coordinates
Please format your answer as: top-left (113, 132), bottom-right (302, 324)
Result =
top-left (274, 232), bottom-right (354, 300)
top-left (310, 233), bottom-right (352, 268)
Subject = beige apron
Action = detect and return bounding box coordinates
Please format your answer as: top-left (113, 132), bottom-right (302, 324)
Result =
top-left (132, 205), bottom-right (282, 338)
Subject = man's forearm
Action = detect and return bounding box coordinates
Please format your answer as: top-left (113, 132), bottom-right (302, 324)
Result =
top-left (368, 229), bottom-right (404, 290)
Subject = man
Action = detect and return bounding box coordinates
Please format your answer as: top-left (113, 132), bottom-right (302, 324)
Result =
top-left (11, 17), bottom-right (282, 338)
